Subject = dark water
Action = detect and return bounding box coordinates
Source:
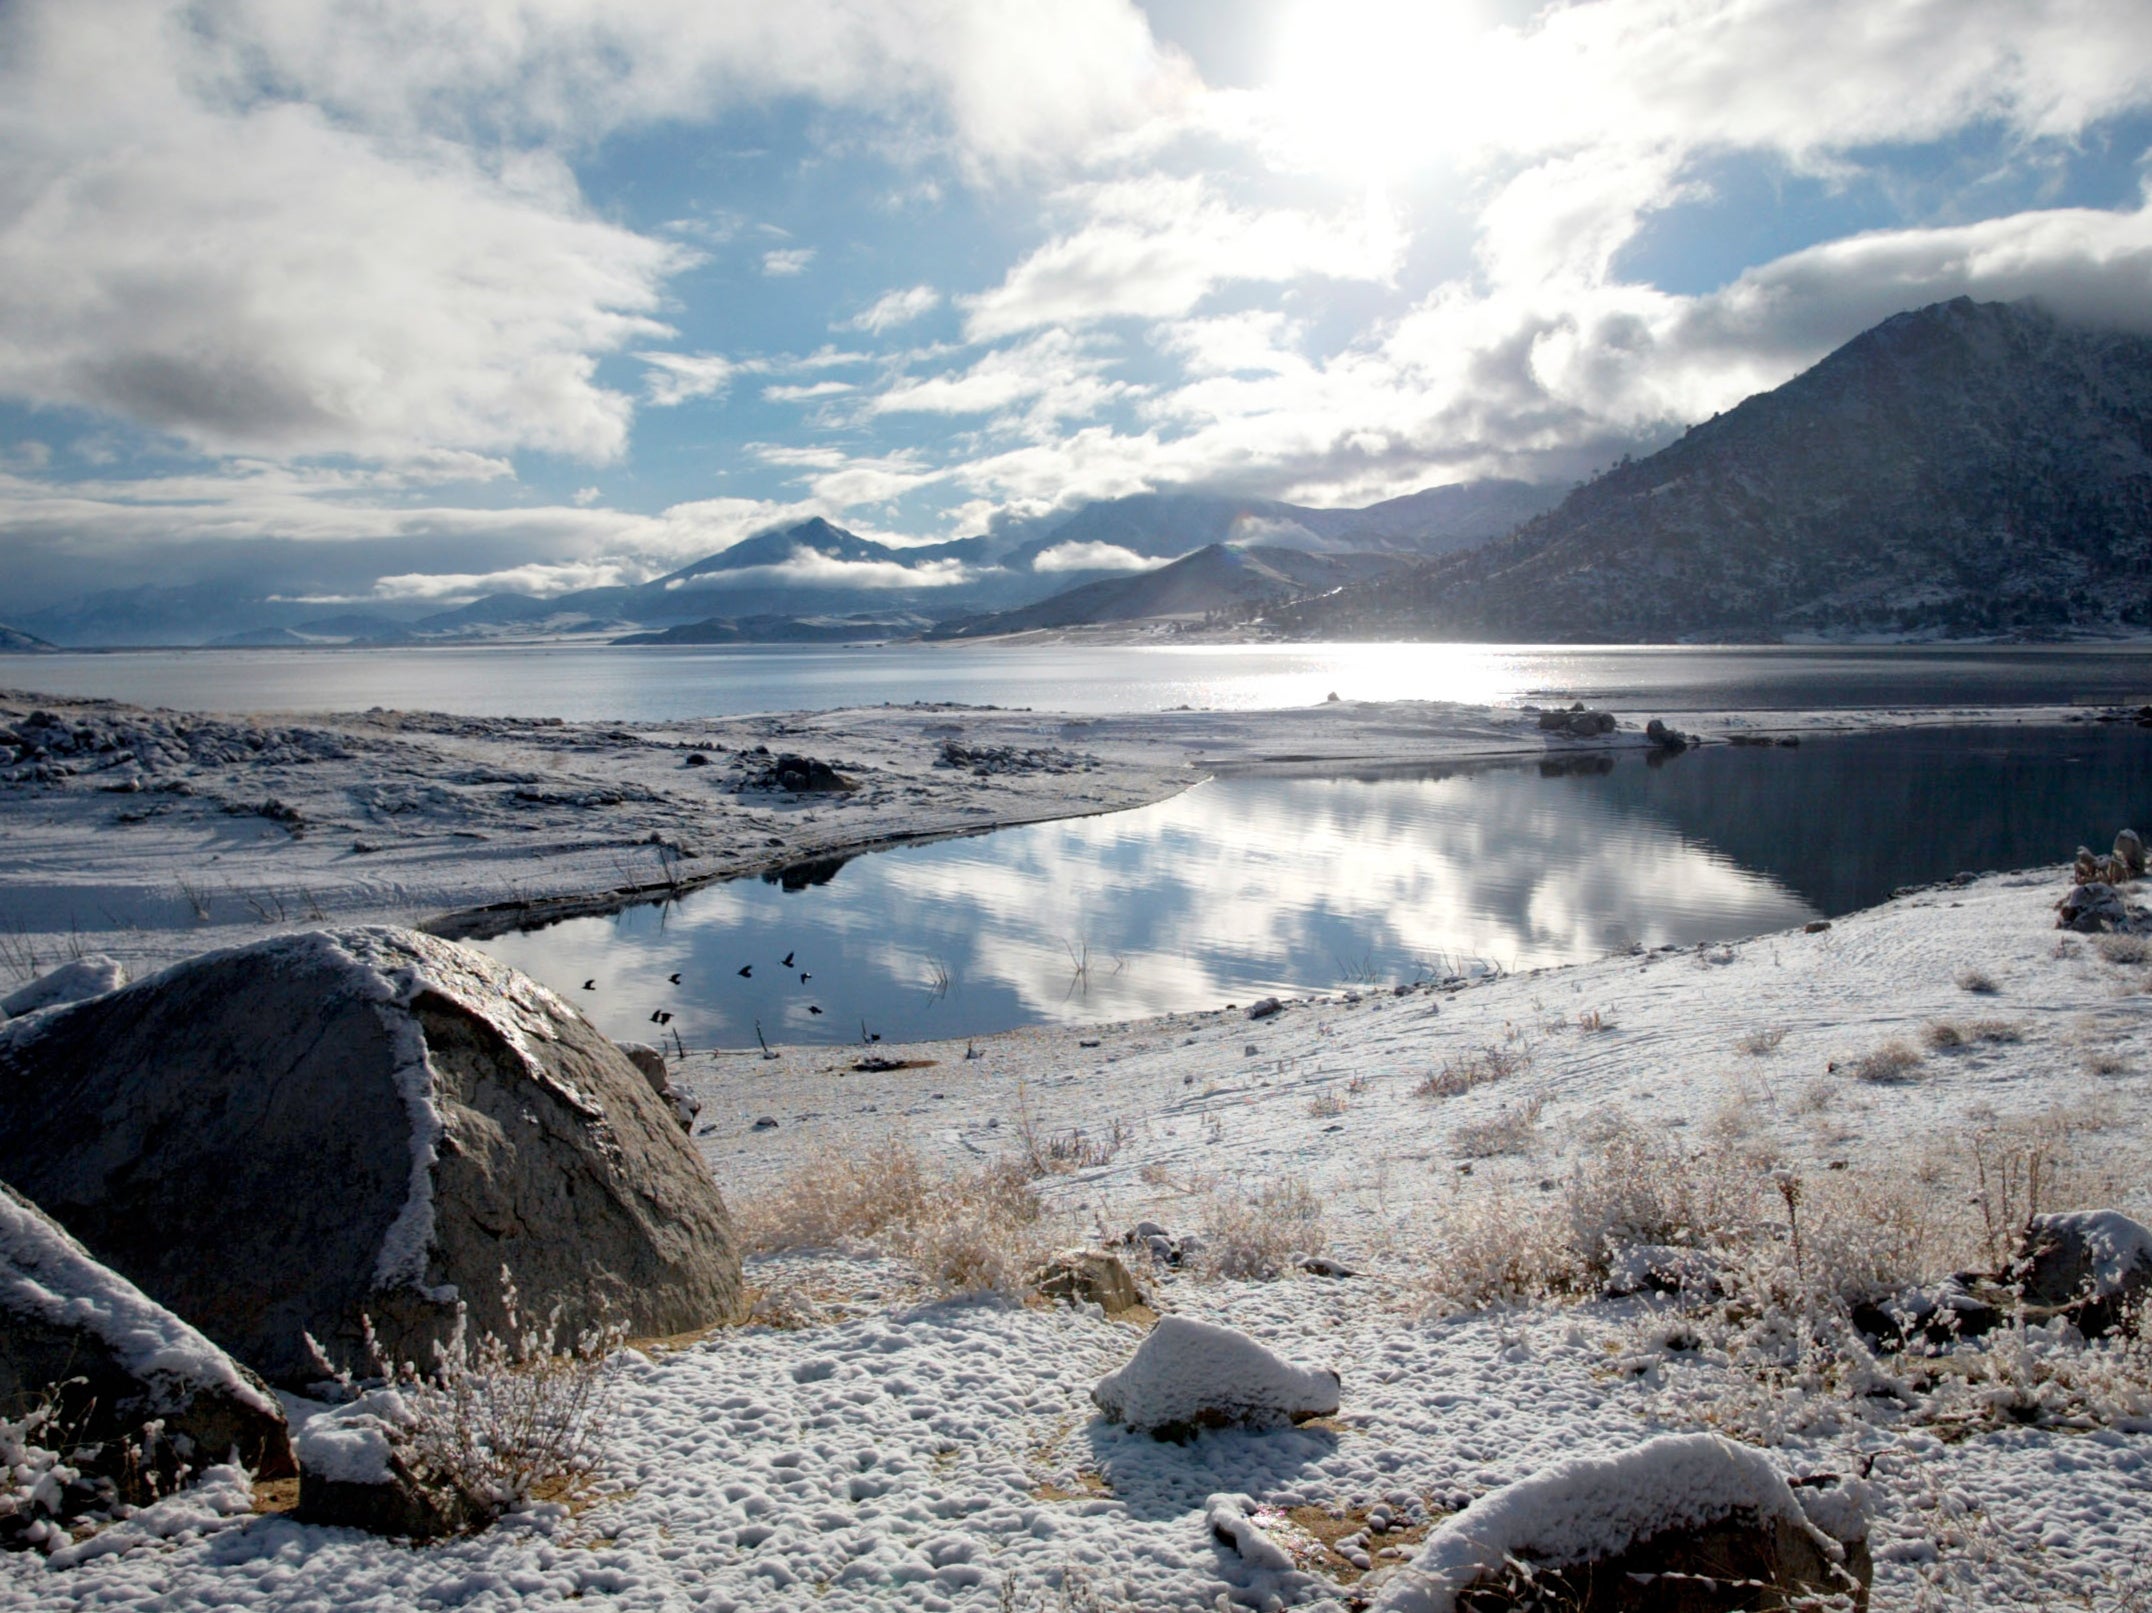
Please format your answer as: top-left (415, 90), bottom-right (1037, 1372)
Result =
top-left (7, 641), bottom-right (2152, 721)
top-left (475, 725), bottom-right (2152, 1049)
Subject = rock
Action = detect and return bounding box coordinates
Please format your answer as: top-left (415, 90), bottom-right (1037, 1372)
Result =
top-left (1644, 718), bottom-right (1690, 752)
top-left (2008, 1209), bottom-right (2152, 1336)
top-left (682, 751), bottom-right (711, 768)
top-left (1091, 1315), bottom-right (1338, 1438)
top-left (1, 1181), bottom-right (293, 1481)
top-left (1246, 997), bottom-right (1283, 1021)
top-left (617, 1042), bottom-right (700, 1132)
top-left (0, 928), bottom-right (744, 1386)
top-left (0, 955), bottom-right (126, 1019)
top-left (1852, 1274), bottom-right (2004, 1348)
top-left (1803, 920), bottom-right (1832, 934)
top-left (1300, 1255), bottom-right (1357, 1278)
top-left (294, 1389), bottom-right (474, 1538)
top-left (1371, 1433), bottom-right (1870, 1613)
top-left (745, 753), bottom-right (855, 793)
top-left (2057, 881), bottom-right (2130, 933)
top-left (2116, 828), bottom-right (2146, 877)
top-left (1031, 1250), bottom-right (1143, 1314)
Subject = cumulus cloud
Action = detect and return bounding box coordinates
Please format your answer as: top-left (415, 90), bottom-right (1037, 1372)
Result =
top-left (664, 549), bottom-right (977, 590)
top-left (963, 176), bottom-right (1404, 340)
top-left (1029, 541), bottom-right (1161, 573)
top-left (366, 561), bottom-right (640, 601)
top-left (845, 285), bottom-right (943, 332)
top-left (639, 352), bottom-right (737, 406)
top-left (762, 247), bottom-right (817, 277)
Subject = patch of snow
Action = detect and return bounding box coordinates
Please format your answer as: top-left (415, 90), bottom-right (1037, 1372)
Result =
top-left (1092, 1315), bottom-right (1339, 1433)
top-left (41, 1464), bottom-right (255, 1571)
top-left (292, 1390), bottom-right (411, 1487)
top-left (0, 955), bottom-right (126, 1018)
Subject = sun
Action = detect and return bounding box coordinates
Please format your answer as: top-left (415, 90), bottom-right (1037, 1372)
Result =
top-left (1267, 0), bottom-right (1487, 182)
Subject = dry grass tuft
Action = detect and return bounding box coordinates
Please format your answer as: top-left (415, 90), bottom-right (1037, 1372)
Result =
top-left (1195, 1177), bottom-right (1327, 1280)
top-left (733, 1139), bottom-right (1047, 1296)
top-left (1415, 1044), bottom-right (1531, 1100)
top-left (2095, 933), bottom-right (2152, 965)
top-left (1850, 1039), bottom-right (1924, 1083)
top-left (1955, 966), bottom-right (2000, 994)
top-left (1306, 1088), bottom-right (1349, 1118)
top-left (1736, 1026), bottom-right (1787, 1056)
top-left (1450, 1098), bottom-right (1545, 1159)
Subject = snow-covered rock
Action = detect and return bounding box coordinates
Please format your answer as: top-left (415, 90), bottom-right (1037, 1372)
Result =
top-left (0, 1181), bottom-right (291, 1479)
top-left (1091, 1315), bottom-right (1338, 1437)
top-left (0, 927), bottom-right (744, 1384)
top-left (2013, 1209), bottom-right (2152, 1335)
top-left (0, 955), bottom-right (126, 1019)
top-left (1370, 1433), bottom-right (1867, 1613)
top-left (294, 1388), bottom-right (475, 1538)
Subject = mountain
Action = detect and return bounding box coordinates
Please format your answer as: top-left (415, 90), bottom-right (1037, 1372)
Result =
top-left (1001, 481), bottom-right (1562, 571)
top-left (612, 611), bottom-right (934, 646)
top-left (1280, 299), bottom-right (2152, 642)
top-left (0, 622), bottom-right (55, 652)
top-left (927, 544), bottom-right (1403, 639)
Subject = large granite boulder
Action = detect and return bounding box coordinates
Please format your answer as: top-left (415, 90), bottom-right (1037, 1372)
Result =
top-left (2010, 1209), bottom-right (2152, 1337)
top-left (2, 1181), bottom-right (292, 1479)
top-left (0, 927), bottom-right (744, 1385)
top-left (1371, 1434), bottom-right (1869, 1613)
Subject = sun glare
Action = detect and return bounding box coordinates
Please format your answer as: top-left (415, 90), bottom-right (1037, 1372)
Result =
top-left (1269, 0), bottom-right (1485, 180)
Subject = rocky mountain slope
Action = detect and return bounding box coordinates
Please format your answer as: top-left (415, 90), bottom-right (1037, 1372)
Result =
top-left (0, 623), bottom-right (54, 652)
top-left (925, 544), bottom-right (1401, 638)
top-left (1280, 299), bottom-right (2152, 642)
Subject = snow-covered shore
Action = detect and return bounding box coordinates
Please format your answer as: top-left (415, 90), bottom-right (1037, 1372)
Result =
top-left (4, 690), bottom-right (2150, 1610)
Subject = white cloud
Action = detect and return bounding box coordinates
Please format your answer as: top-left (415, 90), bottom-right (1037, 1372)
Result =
top-left (762, 247), bottom-right (817, 277)
top-left (1030, 540), bottom-right (1160, 573)
top-left (870, 329), bottom-right (1135, 426)
top-left (846, 285), bottom-right (942, 332)
top-left (638, 352), bottom-right (737, 406)
top-left (963, 175), bottom-right (1404, 340)
top-left (763, 380), bottom-right (857, 403)
top-left (368, 561), bottom-right (638, 601)
top-left (666, 549), bottom-right (977, 590)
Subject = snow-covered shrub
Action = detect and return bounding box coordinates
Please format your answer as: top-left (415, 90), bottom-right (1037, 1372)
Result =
top-left (734, 1139), bottom-right (1047, 1296)
top-left (305, 1275), bottom-right (620, 1521)
top-left (2, 1403), bottom-right (86, 1553)
top-left (1194, 1177), bottom-right (1327, 1280)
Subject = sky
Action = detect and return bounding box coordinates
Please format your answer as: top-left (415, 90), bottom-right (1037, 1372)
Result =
top-left (3, 0), bottom-right (2152, 612)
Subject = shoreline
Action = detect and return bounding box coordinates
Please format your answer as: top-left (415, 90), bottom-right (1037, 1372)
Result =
top-left (0, 687), bottom-right (2129, 985)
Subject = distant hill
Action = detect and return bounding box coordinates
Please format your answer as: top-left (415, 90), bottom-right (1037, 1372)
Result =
top-left (613, 612), bottom-right (932, 646)
top-left (0, 622), bottom-right (55, 652)
top-left (927, 544), bottom-right (1403, 639)
top-left (1280, 298), bottom-right (2152, 642)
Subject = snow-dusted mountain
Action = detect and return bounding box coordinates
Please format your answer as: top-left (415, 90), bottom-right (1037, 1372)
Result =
top-left (1282, 299), bottom-right (2152, 642)
top-left (0, 622), bottom-right (55, 652)
top-left (926, 544), bottom-right (1403, 639)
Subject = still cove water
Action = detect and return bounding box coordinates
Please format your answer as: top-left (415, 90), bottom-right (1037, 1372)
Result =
top-left (477, 725), bottom-right (2152, 1050)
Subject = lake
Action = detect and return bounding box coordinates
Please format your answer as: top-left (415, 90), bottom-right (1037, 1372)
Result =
top-left (475, 725), bottom-right (2152, 1049)
top-left (7, 640), bottom-right (2152, 722)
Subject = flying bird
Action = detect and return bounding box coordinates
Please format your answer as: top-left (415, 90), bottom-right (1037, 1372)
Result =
top-left (798, 971), bottom-right (811, 983)
top-left (781, 952), bottom-right (795, 968)
top-left (581, 979), bottom-right (596, 991)
top-left (649, 1009), bottom-right (673, 1025)
top-left (737, 965), bottom-right (753, 978)
top-left (807, 1005), bottom-right (822, 1016)
top-left (667, 972), bottom-right (681, 984)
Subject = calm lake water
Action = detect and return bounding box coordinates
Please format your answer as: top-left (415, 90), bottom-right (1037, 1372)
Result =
top-left (477, 726), bottom-right (2152, 1049)
top-left (7, 641), bottom-right (2152, 721)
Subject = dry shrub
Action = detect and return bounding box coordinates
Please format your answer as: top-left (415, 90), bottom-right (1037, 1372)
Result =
top-left (1014, 1083), bottom-right (1129, 1175)
top-left (1415, 1044), bottom-right (1531, 1100)
top-left (1195, 1177), bottom-right (1326, 1280)
top-left (1306, 1088), bottom-right (1349, 1118)
top-left (1955, 967), bottom-right (2000, 994)
top-left (1576, 1009), bottom-right (1611, 1033)
top-left (733, 1139), bottom-right (1046, 1296)
top-left (1963, 1018), bottom-right (2025, 1044)
top-left (1736, 1026), bottom-right (1786, 1056)
top-left (1851, 1039), bottom-right (1924, 1083)
top-left (2095, 933), bottom-right (2152, 965)
top-left (1924, 1018), bottom-right (2026, 1051)
top-left (1451, 1098), bottom-right (1544, 1159)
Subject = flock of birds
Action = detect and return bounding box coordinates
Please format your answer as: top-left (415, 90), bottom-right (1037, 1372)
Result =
top-left (579, 948), bottom-right (883, 1042)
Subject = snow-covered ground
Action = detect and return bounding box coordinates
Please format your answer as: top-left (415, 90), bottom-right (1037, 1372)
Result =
top-left (4, 691), bottom-right (2150, 1609)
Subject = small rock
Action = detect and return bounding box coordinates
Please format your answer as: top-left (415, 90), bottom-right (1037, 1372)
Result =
top-left (2115, 828), bottom-right (2146, 877)
top-left (752, 1115), bottom-right (779, 1131)
top-left (1092, 1316), bottom-right (1339, 1438)
top-left (2058, 881), bottom-right (2131, 933)
top-left (1803, 920), bottom-right (1832, 934)
top-left (1300, 1255), bottom-right (1357, 1278)
top-left (295, 1390), bottom-right (476, 1539)
top-left (2009, 1209), bottom-right (2152, 1336)
top-left (1246, 997), bottom-right (1283, 1020)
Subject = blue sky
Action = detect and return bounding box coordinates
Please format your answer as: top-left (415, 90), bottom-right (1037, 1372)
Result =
top-left (3, 0), bottom-right (2152, 610)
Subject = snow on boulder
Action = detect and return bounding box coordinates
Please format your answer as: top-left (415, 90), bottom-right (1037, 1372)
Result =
top-left (1, 1181), bottom-right (292, 1479)
top-left (1370, 1433), bottom-right (1869, 1613)
top-left (2012, 1210), bottom-right (2152, 1335)
top-left (0, 954), bottom-right (126, 1020)
top-left (1091, 1315), bottom-right (1338, 1438)
top-left (0, 927), bottom-right (744, 1385)
top-left (293, 1388), bottom-right (475, 1538)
